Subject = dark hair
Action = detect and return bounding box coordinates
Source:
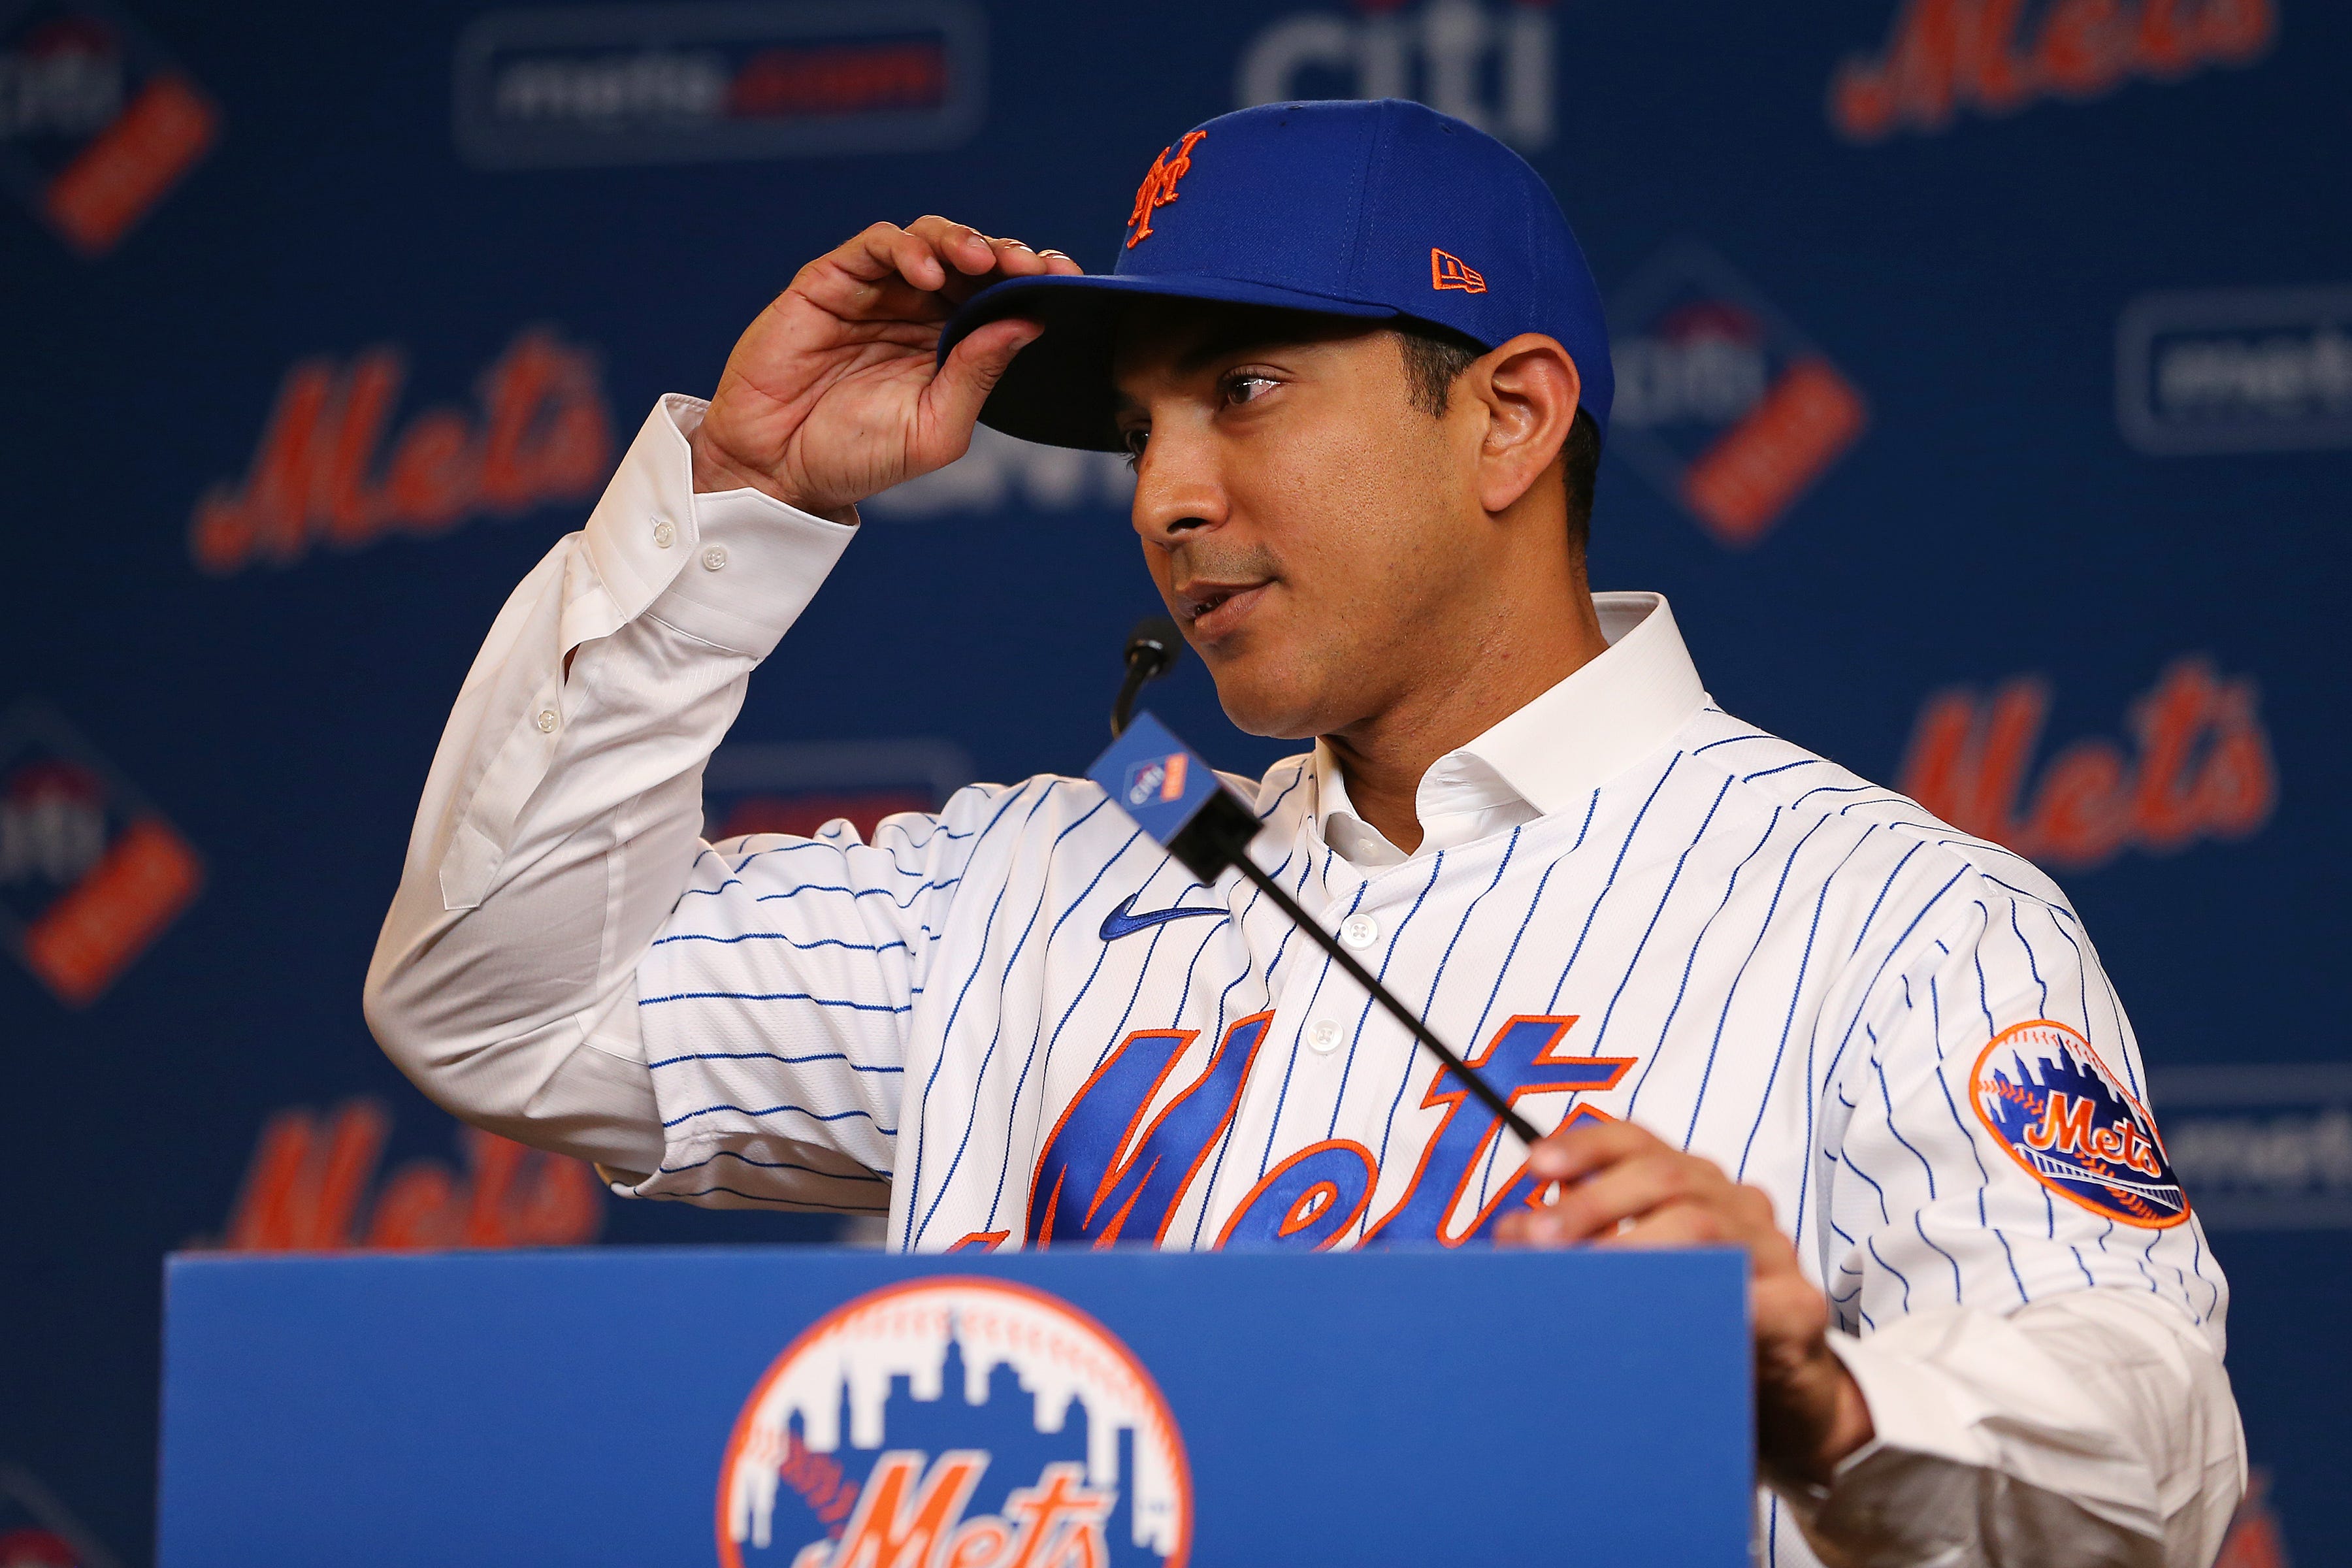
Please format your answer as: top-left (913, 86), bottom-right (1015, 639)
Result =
top-left (1393, 319), bottom-right (1601, 555)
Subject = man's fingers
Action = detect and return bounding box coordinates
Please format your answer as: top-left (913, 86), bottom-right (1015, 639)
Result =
top-left (906, 215), bottom-right (1000, 275)
top-left (804, 220), bottom-right (1085, 324)
top-left (1522, 1152), bottom-right (1719, 1244)
top-left (1594, 1200), bottom-right (1730, 1249)
top-left (1524, 1117), bottom-right (1665, 1185)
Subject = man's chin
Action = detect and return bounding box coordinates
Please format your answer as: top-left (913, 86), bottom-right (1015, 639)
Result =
top-left (1207, 670), bottom-right (1329, 743)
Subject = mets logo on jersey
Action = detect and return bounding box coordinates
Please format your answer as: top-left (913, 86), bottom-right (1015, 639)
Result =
top-left (1970, 1021), bottom-right (2187, 1230)
top-left (717, 1277), bottom-right (1192, 1568)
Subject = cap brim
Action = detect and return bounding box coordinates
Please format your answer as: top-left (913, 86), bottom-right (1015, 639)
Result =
top-left (938, 273), bottom-right (1400, 451)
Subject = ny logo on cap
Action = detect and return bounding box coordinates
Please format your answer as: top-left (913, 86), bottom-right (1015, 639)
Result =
top-left (1431, 248), bottom-right (1488, 293)
top-left (1126, 129), bottom-right (1208, 248)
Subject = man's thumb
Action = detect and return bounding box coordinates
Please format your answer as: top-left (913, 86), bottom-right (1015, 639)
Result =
top-left (926, 318), bottom-right (1044, 439)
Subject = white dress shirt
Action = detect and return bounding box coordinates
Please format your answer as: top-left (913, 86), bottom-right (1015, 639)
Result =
top-left (367, 397), bottom-right (2244, 1568)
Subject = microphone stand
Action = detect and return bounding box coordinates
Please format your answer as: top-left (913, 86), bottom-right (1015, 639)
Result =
top-left (1100, 623), bottom-right (1541, 1149)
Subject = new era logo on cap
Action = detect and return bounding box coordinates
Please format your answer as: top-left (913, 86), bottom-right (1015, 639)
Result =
top-left (939, 98), bottom-right (1612, 453)
top-left (1431, 248), bottom-right (1486, 293)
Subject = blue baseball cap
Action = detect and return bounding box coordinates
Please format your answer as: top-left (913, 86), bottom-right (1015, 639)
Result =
top-left (937, 97), bottom-right (1613, 453)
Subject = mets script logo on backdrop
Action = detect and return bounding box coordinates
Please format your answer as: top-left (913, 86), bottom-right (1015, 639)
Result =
top-left (1831, 0), bottom-right (2276, 142)
top-left (189, 327), bottom-right (614, 575)
top-left (1972, 1021), bottom-right (2186, 1228)
top-left (208, 1098), bottom-right (604, 1252)
top-left (453, 0), bottom-right (985, 169)
top-left (0, 0), bottom-right (216, 255)
top-left (1237, 0), bottom-right (1560, 150)
top-left (1608, 243), bottom-right (1868, 549)
top-left (0, 702), bottom-right (201, 1007)
top-left (717, 1278), bottom-right (1192, 1568)
top-left (2117, 284), bottom-right (2352, 456)
top-left (1899, 655), bottom-right (2274, 871)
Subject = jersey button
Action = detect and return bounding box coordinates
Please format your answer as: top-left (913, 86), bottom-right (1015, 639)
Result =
top-left (1339, 914), bottom-right (1379, 950)
top-left (534, 708), bottom-right (558, 734)
top-left (1307, 1019), bottom-right (1342, 1054)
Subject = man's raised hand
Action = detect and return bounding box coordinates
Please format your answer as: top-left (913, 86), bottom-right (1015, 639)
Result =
top-left (689, 217), bottom-right (1081, 521)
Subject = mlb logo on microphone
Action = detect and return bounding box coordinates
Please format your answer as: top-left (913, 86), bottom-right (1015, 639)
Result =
top-left (1123, 753), bottom-right (1188, 809)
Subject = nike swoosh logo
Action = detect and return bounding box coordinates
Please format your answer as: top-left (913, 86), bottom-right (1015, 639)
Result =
top-left (1100, 891), bottom-right (1228, 942)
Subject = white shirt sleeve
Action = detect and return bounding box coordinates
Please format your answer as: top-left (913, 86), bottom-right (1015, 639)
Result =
top-left (1778, 884), bottom-right (2246, 1565)
top-left (363, 395), bottom-right (858, 1175)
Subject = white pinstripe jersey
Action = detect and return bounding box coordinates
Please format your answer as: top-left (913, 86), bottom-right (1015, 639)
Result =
top-left (628, 693), bottom-right (2227, 1354)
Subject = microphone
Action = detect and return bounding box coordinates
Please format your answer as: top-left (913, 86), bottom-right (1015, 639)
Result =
top-left (1087, 709), bottom-right (1544, 1149)
top-left (1109, 615), bottom-right (1183, 739)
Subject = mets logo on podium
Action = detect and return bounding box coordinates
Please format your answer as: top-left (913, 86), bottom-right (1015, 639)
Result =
top-left (1971, 1021), bottom-right (2188, 1230)
top-left (717, 1277), bottom-right (1192, 1568)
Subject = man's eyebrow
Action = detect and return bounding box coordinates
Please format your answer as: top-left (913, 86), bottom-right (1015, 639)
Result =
top-left (1174, 328), bottom-right (1288, 376)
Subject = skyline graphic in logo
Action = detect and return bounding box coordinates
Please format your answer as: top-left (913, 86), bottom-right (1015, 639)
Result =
top-left (453, 0), bottom-right (987, 169)
top-left (1608, 243), bottom-right (1869, 549)
top-left (0, 702), bottom-right (201, 1007)
top-left (1972, 1021), bottom-right (2187, 1229)
top-left (2117, 284), bottom-right (2352, 456)
top-left (719, 1278), bottom-right (1190, 1568)
top-left (0, 0), bottom-right (216, 255)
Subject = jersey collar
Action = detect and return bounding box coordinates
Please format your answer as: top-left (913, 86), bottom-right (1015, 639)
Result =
top-left (1311, 591), bottom-right (1710, 845)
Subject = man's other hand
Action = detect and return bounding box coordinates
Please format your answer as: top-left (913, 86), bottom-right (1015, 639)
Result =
top-left (1494, 1117), bottom-right (1876, 1489)
top-left (690, 217), bottom-right (1081, 521)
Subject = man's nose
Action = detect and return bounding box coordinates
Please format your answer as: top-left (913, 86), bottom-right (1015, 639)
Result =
top-left (1129, 427), bottom-right (1227, 547)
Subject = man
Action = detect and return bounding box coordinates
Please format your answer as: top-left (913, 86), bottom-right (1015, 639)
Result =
top-left (368, 100), bottom-right (2242, 1565)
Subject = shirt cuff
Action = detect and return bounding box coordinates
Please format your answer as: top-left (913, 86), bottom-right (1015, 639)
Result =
top-left (583, 395), bottom-right (860, 659)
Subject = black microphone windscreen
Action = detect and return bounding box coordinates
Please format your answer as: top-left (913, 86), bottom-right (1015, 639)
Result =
top-left (1125, 615), bottom-right (1183, 677)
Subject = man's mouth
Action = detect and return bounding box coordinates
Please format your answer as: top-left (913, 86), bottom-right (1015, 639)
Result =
top-left (1176, 580), bottom-right (1273, 640)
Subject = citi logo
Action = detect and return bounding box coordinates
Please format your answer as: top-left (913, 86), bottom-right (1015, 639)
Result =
top-left (1236, 0), bottom-right (1558, 150)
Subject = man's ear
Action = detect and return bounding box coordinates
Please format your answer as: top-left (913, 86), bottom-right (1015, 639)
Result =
top-left (1466, 333), bottom-right (1582, 515)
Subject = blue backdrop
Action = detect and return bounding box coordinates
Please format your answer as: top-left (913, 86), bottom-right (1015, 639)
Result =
top-left (2, 1), bottom-right (2343, 1561)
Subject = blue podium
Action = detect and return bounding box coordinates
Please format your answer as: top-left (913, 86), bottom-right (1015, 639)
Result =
top-left (157, 1248), bottom-right (1752, 1566)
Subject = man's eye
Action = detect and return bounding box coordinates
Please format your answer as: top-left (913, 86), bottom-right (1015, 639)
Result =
top-left (1120, 429), bottom-right (1149, 467)
top-left (1226, 374), bottom-right (1278, 406)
